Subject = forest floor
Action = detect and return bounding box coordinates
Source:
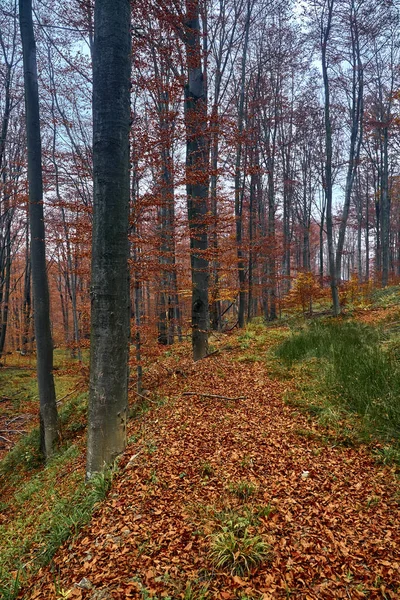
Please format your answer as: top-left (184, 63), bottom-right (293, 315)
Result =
top-left (4, 310), bottom-right (397, 600)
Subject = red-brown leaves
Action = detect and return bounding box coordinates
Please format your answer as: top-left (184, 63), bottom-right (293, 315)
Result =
top-left (23, 334), bottom-right (400, 599)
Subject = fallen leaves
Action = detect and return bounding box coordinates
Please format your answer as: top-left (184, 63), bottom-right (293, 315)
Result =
top-left (19, 333), bottom-right (400, 599)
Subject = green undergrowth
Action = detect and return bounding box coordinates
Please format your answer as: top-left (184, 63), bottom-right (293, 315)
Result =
top-left (0, 349), bottom-right (79, 412)
top-left (191, 501), bottom-right (273, 580)
top-left (274, 320), bottom-right (400, 459)
top-left (236, 321), bottom-right (288, 363)
top-left (369, 285), bottom-right (400, 309)
top-left (0, 383), bottom-right (112, 600)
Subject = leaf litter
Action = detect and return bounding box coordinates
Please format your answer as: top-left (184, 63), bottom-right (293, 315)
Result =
top-left (22, 331), bottom-right (400, 599)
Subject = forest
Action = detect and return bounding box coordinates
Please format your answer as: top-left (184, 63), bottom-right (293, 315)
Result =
top-left (0, 0), bottom-right (400, 598)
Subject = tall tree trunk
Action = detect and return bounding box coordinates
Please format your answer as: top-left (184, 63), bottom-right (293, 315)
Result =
top-left (131, 143), bottom-right (143, 395)
top-left (365, 173), bottom-right (369, 282)
top-left (335, 0), bottom-right (363, 281)
top-left (21, 223), bottom-right (31, 355)
top-left (234, 0), bottom-right (251, 329)
top-left (19, 0), bottom-right (59, 459)
top-left (247, 159), bottom-right (256, 322)
top-left (209, 102), bottom-right (221, 330)
top-left (381, 126), bottom-right (390, 287)
top-left (0, 194), bottom-right (11, 358)
top-left (157, 92), bottom-right (176, 346)
top-left (355, 173), bottom-right (363, 281)
top-left (321, 0), bottom-right (340, 315)
top-left (48, 70), bottom-right (82, 361)
top-left (86, 0), bottom-right (131, 477)
top-left (185, 0), bottom-right (209, 361)
top-left (267, 170), bottom-right (277, 320)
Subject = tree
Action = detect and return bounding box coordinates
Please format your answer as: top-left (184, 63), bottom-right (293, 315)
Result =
top-left (318, 0), bottom-right (341, 315)
top-left (184, 0), bottom-right (209, 360)
top-left (19, 0), bottom-right (59, 458)
top-left (86, 0), bottom-right (131, 477)
top-left (334, 0), bottom-right (364, 283)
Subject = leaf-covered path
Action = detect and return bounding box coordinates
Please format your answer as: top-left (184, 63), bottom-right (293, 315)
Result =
top-left (26, 338), bottom-right (400, 599)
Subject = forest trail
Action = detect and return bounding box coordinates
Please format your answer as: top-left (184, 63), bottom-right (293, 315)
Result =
top-left (25, 334), bottom-right (400, 600)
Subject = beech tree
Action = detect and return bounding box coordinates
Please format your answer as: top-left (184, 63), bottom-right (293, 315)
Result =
top-left (19, 0), bottom-right (59, 458)
top-left (185, 0), bottom-right (210, 360)
top-left (86, 0), bottom-right (131, 477)
top-left (1, 0), bottom-right (399, 364)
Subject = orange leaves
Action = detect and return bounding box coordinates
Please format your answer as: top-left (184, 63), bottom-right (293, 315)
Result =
top-left (23, 332), bottom-right (400, 599)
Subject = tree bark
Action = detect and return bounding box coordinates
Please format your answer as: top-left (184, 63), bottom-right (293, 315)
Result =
top-left (381, 126), bottom-right (390, 286)
top-left (321, 0), bottom-right (340, 315)
top-left (86, 0), bottom-right (131, 477)
top-left (234, 0), bottom-right (251, 328)
top-left (19, 0), bottom-right (59, 459)
top-left (185, 0), bottom-right (209, 361)
top-left (335, 0), bottom-right (363, 282)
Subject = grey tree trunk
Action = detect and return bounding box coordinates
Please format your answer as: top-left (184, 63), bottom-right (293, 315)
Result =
top-left (234, 0), bottom-right (251, 329)
top-left (321, 0), bottom-right (340, 316)
top-left (19, 0), bottom-right (59, 459)
top-left (335, 0), bottom-right (363, 281)
top-left (185, 0), bottom-right (209, 361)
top-left (48, 63), bottom-right (82, 360)
top-left (86, 0), bottom-right (131, 477)
top-left (130, 115), bottom-right (144, 395)
top-left (21, 223), bottom-right (32, 355)
top-left (0, 188), bottom-right (11, 358)
top-left (381, 126), bottom-right (390, 287)
top-left (209, 102), bottom-right (221, 331)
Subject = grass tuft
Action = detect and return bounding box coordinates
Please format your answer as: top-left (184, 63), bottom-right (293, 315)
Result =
top-left (210, 528), bottom-right (270, 575)
top-left (275, 321), bottom-right (400, 441)
top-left (229, 480), bottom-right (257, 501)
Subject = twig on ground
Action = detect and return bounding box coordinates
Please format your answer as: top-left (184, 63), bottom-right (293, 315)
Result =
top-left (56, 382), bottom-right (83, 405)
top-left (130, 389), bottom-right (158, 404)
top-left (199, 349), bottom-right (220, 359)
top-left (182, 392), bottom-right (246, 401)
top-left (5, 415), bottom-right (27, 426)
top-left (0, 430), bottom-right (28, 435)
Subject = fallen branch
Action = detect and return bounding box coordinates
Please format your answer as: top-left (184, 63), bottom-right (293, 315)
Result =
top-left (130, 389), bottom-right (159, 405)
top-left (56, 382), bottom-right (83, 405)
top-left (0, 429), bottom-right (28, 435)
top-left (5, 415), bottom-right (27, 426)
top-left (182, 392), bottom-right (246, 401)
top-left (0, 435), bottom-right (12, 444)
top-left (203, 349), bottom-right (220, 359)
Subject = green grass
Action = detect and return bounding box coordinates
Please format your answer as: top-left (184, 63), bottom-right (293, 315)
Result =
top-left (369, 285), bottom-right (400, 308)
top-left (229, 480), bottom-right (257, 501)
top-left (0, 442), bottom-right (114, 599)
top-left (210, 529), bottom-right (270, 576)
top-left (275, 320), bottom-right (400, 444)
top-left (0, 362), bottom-right (98, 600)
top-left (207, 505), bottom-right (272, 576)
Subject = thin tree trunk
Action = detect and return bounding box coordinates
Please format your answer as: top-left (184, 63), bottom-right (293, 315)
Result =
top-left (21, 223), bottom-right (31, 355)
top-left (335, 0), bottom-right (363, 281)
top-left (381, 126), bottom-right (390, 286)
top-left (321, 0), bottom-right (340, 315)
top-left (209, 102), bottom-right (221, 330)
top-left (234, 0), bottom-right (251, 328)
top-left (0, 195), bottom-right (11, 358)
top-left (19, 0), bottom-right (59, 459)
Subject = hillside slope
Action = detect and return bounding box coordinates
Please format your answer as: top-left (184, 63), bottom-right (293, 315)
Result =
top-left (24, 333), bottom-right (400, 600)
